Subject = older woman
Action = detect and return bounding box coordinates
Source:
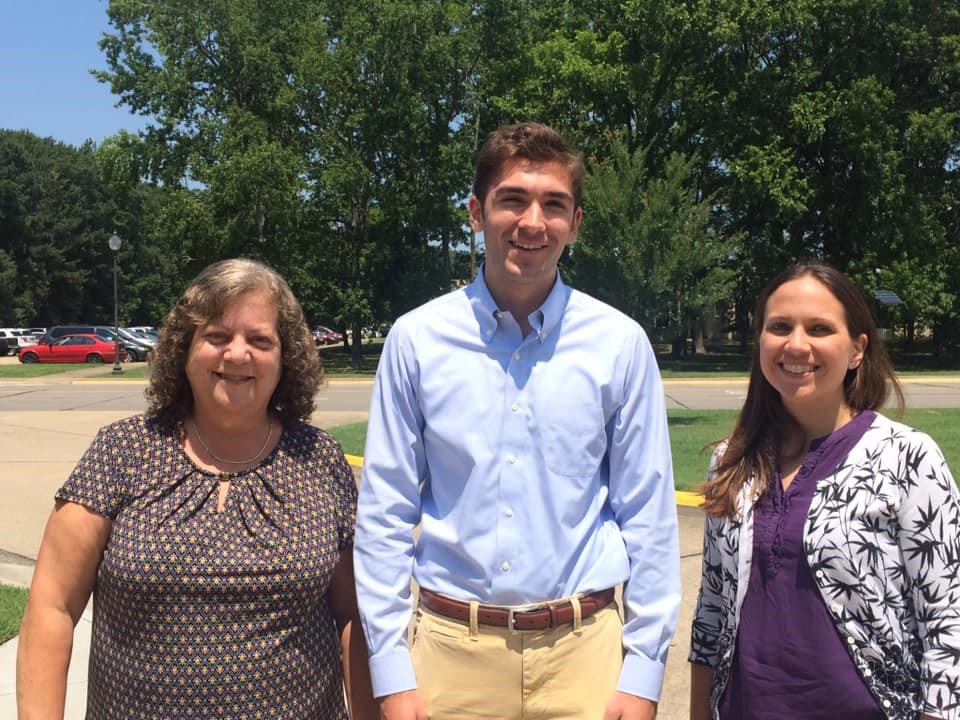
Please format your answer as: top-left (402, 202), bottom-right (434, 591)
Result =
top-left (17, 258), bottom-right (375, 719)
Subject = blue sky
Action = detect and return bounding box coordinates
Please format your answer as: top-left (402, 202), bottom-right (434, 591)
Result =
top-left (1, 1), bottom-right (148, 147)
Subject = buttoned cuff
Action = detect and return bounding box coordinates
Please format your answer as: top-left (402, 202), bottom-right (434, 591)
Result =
top-left (368, 648), bottom-right (418, 699)
top-left (616, 651), bottom-right (666, 702)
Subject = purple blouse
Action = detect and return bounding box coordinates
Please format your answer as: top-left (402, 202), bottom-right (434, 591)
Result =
top-left (719, 410), bottom-right (884, 720)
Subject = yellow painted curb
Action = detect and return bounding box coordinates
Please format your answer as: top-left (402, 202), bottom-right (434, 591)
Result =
top-left (675, 490), bottom-right (703, 507)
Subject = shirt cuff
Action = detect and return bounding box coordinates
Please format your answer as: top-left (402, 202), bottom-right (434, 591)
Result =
top-left (368, 647), bottom-right (419, 699)
top-left (617, 651), bottom-right (666, 702)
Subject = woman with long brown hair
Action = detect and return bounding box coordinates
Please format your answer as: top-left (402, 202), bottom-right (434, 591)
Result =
top-left (689, 263), bottom-right (959, 720)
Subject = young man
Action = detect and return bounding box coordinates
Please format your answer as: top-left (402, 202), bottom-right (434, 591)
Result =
top-left (355, 122), bottom-right (681, 720)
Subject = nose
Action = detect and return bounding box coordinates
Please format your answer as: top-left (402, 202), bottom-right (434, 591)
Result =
top-left (518, 201), bottom-right (546, 230)
top-left (223, 335), bottom-right (251, 360)
top-left (783, 326), bottom-right (810, 351)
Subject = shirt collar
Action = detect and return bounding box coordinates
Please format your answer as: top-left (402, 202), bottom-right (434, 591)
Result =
top-left (466, 264), bottom-right (571, 343)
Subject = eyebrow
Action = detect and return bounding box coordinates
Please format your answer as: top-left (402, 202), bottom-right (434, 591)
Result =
top-left (492, 185), bottom-right (573, 202)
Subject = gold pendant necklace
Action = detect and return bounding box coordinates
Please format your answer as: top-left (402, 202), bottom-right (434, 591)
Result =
top-left (191, 418), bottom-right (274, 465)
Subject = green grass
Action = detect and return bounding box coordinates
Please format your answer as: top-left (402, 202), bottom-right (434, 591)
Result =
top-left (0, 584), bottom-right (29, 644)
top-left (318, 339), bottom-right (384, 377)
top-left (329, 422), bottom-right (367, 457)
top-left (0, 363), bottom-right (99, 378)
top-left (329, 407), bottom-right (960, 493)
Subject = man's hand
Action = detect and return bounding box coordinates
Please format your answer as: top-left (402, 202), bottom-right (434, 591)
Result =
top-left (378, 689), bottom-right (428, 720)
top-left (603, 691), bottom-right (657, 720)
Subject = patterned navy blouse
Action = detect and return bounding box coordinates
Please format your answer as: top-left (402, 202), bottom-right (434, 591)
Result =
top-left (57, 415), bottom-right (357, 720)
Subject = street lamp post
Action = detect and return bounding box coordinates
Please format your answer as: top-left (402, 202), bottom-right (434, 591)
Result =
top-left (108, 233), bottom-right (123, 375)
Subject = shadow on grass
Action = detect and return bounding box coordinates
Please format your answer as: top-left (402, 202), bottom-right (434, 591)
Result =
top-left (668, 413), bottom-right (720, 427)
top-left (318, 341), bottom-right (383, 377)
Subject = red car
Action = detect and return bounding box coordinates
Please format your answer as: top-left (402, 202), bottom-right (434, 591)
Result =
top-left (18, 334), bottom-right (126, 364)
top-left (312, 325), bottom-right (343, 346)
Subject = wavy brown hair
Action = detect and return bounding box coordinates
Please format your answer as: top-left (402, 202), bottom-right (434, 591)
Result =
top-left (472, 122), bottom-right (586, 209)
top-left (702, 262), bottom-right (904, 519)
top-left (146, 258), bottom-right (322, 427)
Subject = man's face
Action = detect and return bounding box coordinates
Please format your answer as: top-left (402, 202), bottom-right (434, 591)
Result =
top-left (469, 160), bottom-right (581, 307)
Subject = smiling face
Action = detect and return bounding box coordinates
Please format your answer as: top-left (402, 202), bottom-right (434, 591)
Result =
top-left (759, 275), bottom-right (867, 426)
top-left (185, 288), bottom-right (282, 427)
top-left (469, 159), bottom-right (581, 311)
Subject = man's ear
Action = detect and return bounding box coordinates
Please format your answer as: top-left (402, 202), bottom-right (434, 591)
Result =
top-left (468, 195), bottom-right (484, 232)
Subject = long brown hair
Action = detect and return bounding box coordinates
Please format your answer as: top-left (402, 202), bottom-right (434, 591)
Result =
top-left (702, 263), bottom-right (904, 519)
top-left (146, 258), bottom-right (321, 427)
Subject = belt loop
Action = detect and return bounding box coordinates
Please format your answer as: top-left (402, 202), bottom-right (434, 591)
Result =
top-left (570, 595), bottom-right (583, 634)
top-left (468, 600), bottom-right (480, 639)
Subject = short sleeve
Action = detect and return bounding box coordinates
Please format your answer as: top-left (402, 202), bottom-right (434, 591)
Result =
top-left (320, 436), bottom-right (358, 550)
top-left (56, 423), bottom-right (130, 519)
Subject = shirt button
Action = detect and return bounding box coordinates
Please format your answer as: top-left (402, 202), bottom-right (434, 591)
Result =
top-left (846, 636), bottom-right (855, 645)
top-left (830, 603), bottom-right (841, 614)
top-left (513, 352), bottom-right (520, 360)
top-left (501, 561), bottom-right (510, 572)
top-left (882, 700), bottom-right (891, 708)
top-left (815, 570), bottom-right (825, 579)
top-left (863, 668), bottom-right (872, 678)
top-left (505, 508), bottom-right (514, 517)
top-left (511, 403), bottom-right (519, 412)
top-left (507, 454), bottom-right (517, 464)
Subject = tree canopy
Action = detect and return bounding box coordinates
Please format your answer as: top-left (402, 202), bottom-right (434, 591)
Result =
top-left (2, 0), bottom-right (958, 360)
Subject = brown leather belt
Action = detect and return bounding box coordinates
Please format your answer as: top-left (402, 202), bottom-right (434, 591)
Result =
top-left (419, 588), bottom-right (616, 631)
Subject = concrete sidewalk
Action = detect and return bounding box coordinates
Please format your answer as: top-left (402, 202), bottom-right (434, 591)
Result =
top-left (0, 379), bottom-right (705, 719)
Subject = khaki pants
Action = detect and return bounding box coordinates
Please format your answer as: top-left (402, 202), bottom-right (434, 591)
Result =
top-left (411, 601), bottom-right (623, 719)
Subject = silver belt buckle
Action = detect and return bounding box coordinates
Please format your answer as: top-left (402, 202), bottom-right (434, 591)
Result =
top-left (506, 601), bottom-right (546, 633)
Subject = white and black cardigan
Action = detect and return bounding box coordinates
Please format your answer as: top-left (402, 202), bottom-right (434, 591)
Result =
top-left (690, 413), bottom-right (960, 720)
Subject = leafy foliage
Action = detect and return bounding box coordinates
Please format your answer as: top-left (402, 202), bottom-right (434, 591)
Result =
top-left (1, 0), bottom-right (958, 356)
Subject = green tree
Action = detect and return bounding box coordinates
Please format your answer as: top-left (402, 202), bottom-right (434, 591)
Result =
top-left (573, 139), bottom-right (733, 356)
top-left (0, 131), bottom-right (118, 325)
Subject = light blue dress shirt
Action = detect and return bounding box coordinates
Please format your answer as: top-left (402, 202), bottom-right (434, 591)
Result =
top-left (354, 269), bottom-right (681, 701)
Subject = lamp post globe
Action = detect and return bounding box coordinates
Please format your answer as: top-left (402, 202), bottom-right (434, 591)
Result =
top-left (109, 234), bottom-right (123, 374)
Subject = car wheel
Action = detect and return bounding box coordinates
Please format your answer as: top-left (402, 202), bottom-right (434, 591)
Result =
top-left (122, 350), bottom-right (137, 363)
top-left (86, 354), bottom-right (104, 364)
top-left (21, 352), bottom-right (39, 364)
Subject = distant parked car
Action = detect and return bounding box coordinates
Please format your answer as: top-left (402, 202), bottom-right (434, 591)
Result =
top-left (0, 328), bottom-right (42, 355)
top-left (39, 325), bottom-right (152, 362)
top-left (126, 325), bottom-right (157, 335)
top-left (19, 334), bottom-right (125, 364)
top-left (0, 329), bottom-right (21, 355)
top-left (312, 325), bottom-right (343, 346)
top-left (96, 327), bottom-right (153, 362)
top-left (126, 327), bottom-right (158, 345)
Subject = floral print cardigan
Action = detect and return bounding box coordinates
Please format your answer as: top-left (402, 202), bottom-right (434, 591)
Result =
top-left (689, 413), bottom-right (960, 720)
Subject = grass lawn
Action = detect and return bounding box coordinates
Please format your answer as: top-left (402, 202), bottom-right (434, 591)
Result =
top-left (0, 363), bottom-right (100, 378)
top-left (329, 407), bottom-right (960, 493)
top-left (0, 584), bottom-right (29, 644)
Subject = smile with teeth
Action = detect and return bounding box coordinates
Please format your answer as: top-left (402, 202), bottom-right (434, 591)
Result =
top-left (511, 240), bottom-right (546, 251)
top-left (781, 363), bottom-right (816, 374)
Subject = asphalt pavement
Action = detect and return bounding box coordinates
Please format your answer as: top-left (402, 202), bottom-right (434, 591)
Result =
top-left (3, 364), bottom-right (960, 718)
